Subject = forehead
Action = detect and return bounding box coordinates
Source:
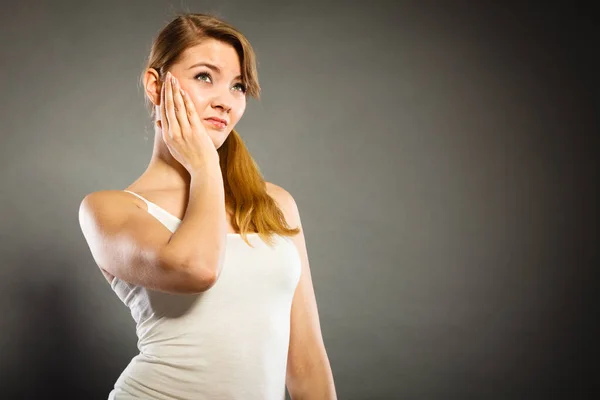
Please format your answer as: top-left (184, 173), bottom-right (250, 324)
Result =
top-left (178, 39), bottom-right (241, 76)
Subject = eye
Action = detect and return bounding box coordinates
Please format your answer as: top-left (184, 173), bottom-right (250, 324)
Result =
top-left (194, 72), bottom-right (212, 83)
top-left (233, 82), bottom-right (247, 93)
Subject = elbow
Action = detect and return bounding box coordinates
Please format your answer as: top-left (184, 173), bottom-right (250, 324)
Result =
top-left (188, 266), bottom-right (219, 292)
top-left (186, 252), bottom-right (223, 292)
top-left (177, 260), bottom-right (220, 293)
top-left (158, 250), bottom-right (220, 294)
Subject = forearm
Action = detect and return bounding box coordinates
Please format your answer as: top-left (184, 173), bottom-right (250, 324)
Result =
top-left (288, 362), bottom-right (337, 400)
top-left (165, 156), bottom-right (227, 280)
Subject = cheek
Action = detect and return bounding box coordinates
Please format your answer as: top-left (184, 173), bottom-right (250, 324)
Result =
top-left (179, 83), bottom-right (246, 120)
top-left (231, 100), bottom-right (247, 123)
top-left (181, 85), bottom-right (210, 111)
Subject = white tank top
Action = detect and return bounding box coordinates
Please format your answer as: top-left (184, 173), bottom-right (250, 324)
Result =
top-left (107, 190), bottom-right (301, 400)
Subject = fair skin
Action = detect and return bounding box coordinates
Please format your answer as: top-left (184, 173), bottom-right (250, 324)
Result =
top-left (117, 38), bottom-right (336, 399)
top-left (133, 38), bottom-right (248, 195)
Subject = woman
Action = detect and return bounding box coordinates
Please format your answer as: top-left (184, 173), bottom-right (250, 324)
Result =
top-left (79, 13), bottom-right (337, 400)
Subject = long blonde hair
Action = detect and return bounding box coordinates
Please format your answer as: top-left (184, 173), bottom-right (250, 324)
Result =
top-left (141, 13), bottom-right (299, 247)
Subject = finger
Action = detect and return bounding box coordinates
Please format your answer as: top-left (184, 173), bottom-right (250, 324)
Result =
top-left (165, 73), bottom-right (180, 138)
top-left (180, 85), bottom-right (202, 128)
top-left (159, 76), bottom-right (169, 135)
top-left (171, 77), bottom-right (191, 133)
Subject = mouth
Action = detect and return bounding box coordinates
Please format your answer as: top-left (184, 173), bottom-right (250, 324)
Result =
top-left (204, 117), bottom-right (228, 129)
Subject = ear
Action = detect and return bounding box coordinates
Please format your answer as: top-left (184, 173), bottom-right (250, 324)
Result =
top-left (143, 68), bottom-right (162, 107)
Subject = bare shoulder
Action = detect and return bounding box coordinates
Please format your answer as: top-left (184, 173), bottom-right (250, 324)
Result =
top-left (79, 189), bottom-right (145, 221)
top-left (265, 181), bottom-right (301, 229)
top-left (83, 189), bottom-right (143, 205)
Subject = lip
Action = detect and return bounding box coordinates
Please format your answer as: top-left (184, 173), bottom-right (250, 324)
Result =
top-left (204, 117), bottom-right (228, 128)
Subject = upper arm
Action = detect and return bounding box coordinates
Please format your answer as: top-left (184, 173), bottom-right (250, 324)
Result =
top-left (78, 191), bottom-right (210, 293)
top-left (267, 184), bottom-right (331, 384)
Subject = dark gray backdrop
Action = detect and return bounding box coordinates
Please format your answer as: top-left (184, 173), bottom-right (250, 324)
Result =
top-left (0, 1), bottom-right (596, 399)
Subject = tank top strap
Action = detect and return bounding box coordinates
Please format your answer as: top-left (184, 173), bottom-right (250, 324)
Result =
top-left (123, 190), bottom-right (150, 206)
top-left (122, 190), bottom-right (179, 225)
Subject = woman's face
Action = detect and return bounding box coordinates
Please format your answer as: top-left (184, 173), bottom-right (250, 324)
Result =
top-left (155, 39), bottom-right (247, 149)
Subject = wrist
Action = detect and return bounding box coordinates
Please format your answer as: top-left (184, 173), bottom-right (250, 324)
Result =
top-left (189, 155), bottom-right (221, 179)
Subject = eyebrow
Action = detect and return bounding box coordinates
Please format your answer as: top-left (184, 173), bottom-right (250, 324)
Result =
top-left (187, 62), bottom-right (242, 80)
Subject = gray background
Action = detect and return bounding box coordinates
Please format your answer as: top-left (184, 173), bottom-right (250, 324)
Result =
top-left (0, 1), bottom-right (596, 399)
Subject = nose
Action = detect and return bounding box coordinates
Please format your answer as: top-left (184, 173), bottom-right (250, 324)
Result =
top-left (210, 89), bottom-right (233, 113)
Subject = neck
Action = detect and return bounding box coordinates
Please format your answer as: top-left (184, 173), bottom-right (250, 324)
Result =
top-left (143, 124), bottom-right (193, 190)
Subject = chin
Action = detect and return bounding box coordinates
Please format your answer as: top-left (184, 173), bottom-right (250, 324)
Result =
top-left (212, 137), bottom-right (225, 150)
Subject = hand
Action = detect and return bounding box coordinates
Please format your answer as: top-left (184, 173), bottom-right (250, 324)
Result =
top-left (159, 71), bottom-right (218, 173)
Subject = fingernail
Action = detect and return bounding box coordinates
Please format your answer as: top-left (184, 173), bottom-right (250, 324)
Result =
top-left (172, 76), bottom-right (177, 86)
